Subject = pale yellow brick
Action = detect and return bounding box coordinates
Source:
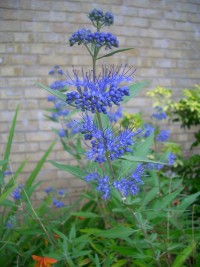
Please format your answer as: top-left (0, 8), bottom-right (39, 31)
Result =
top-left (26, 131), bottom-right (55, 142)
top-left (1, 66), bottom-right (23, 76)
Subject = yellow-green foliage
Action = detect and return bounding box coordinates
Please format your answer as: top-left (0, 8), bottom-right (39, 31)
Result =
top-left (120, 112), bottom-right (143, 129)
top-left (146, 86), bottom-right (172, 110)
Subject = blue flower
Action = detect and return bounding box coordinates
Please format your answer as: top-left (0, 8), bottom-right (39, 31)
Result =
top-left (57, 69), bottom-right (64, 75)
top-left (145, 163), bottom-right (163, 171)
top-left (58, 189), bottom-right (65, 196)
top-left (152, 106), bottom-right (167, 120)
top-left (58, 129), bottom-right (66, 138)
top-left (86, 127), bottom-right (141, 163)
top-left (2, 171), bottom-right (13, 176)
top-left (50, 80), bottom-right (67, 90)
top-left (47, 95), bottom-right (56, 102)
top-left (88, 9), bottom-right (114, 26)
top-left (156, 129), bottom-right (170, 142)
top-left (168, 153), bottom-right (176, 165)
top-left (113, 164), bottom-right (144, 197)
top-left (66, 65), bottom-right (133, 114)
top-left (53, 198), bottom-right (65, 208)
top-left (48, 69), bottom-right (55, 75)
top-left (69, 29), bottom-right (119, 49)
top-left (11, 184), bottom-right (23, 200)
top-left (143, 123), bottom-right (155, 138)
top-left (88, 9), bottom-right (104, 23)
top-left (113, 178), bottom-right (140, 197)
top-left (57, 110), bottom-right (69, 117)
top-left (66, 120), bottom-right (81, 134)
top-left (84, 172), bottom-right (110, 199)
top-left (131, 164), bottom-right (145, 183)
top-left (108, 107), bottom-right (123, 123)
top-left (6, 220), bottom-right (13, 229)
top-left (45, 187), bottom-right (54, 193)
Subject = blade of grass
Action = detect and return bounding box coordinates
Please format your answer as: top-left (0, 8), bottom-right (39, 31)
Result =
top-left (2, 106), bottom-right (19, 173)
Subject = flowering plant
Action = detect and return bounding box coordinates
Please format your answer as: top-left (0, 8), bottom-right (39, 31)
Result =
top-left (40, 8), bottom-right (168, 202)
top-left (1, 10), bottom-right (199, 265)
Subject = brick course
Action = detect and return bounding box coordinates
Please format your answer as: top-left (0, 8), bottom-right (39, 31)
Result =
top-left (0, 0), bottom-right (200, 201)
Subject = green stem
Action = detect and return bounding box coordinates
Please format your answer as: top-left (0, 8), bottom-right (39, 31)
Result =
top-left (127, 207), bottom-right (161, 267)
top-left (92, 53), bottom-right (115, 180)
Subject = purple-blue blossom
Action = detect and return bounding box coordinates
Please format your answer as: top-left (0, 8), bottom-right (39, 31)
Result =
top-left (11, 184), bottom-right (23, 200)
top-left (47, 95), bottom-right (56, 102)
top-left (143, 123), bottom-right (155, 138)
top-left (50, 80), bottom-right (67, 90)
top-left (66, 65), bottom-right (133, 114)
top-left (53, 198), bottom-right (65, 208)
top-left (108, 107), bottom-right (123, 123)
top-left (45, 187), bottom-right (54, 193)
top-left (86, 127), bottom-right (141, 163)
top-left (88, 9), bottom-right (114, 26)
top-left (156, 129), bottom-right (170, 142)
top-left (58, 129), bottom-right (66, 138)
top-left (84, 172), bottom-right (110, 199)
top-left (152, 106), bottom-right (167, 121)
top-left (168, 152), bottom-right (176, 165)
top-left (58, 189), bottom-right (65, 196)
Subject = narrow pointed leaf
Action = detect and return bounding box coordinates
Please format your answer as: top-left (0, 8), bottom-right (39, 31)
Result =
top-left (123, 81), bottom-right (149, 103)
top-left (49, 160), bottom-right (87, 179)
top-left (38, 83), bottom-right (67, 102)
top-left (171, 243), bottom-right (196, 267)
top-left (25, 140), bottom-right (56, 190)
top-left (2, 105), bottom-right (19, 172)
top-left (97, 48), bottom-right (134, 60)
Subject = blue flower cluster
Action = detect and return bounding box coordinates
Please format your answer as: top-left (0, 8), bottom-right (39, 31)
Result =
top-left (48, 65), bottom-right (64, 76)
top-left (88, 8), bottom-right (114, 26)
top-left (58, 129), bottom-right (66, 138)
top-left (152, 106), bottom-right (167, 120)
top-left (113, 164), bottom-right (144, 197)
top-left (84, 164), bottom-right (144, 199)
top-left (69, 29), bottom-right (119, 49)
top-left (11, 184), bottom-right (23, 200)
top-left (66, 66), bottom-right (132, 114)
top-left (45, 187), bottom-right (65, 207)
top-left (80, 115), bottom-right (141, 163)
top-left (168, 152), bottom-right (176, 165)
top-left (53, 198), bottom-right (65, 208)
top-left (143, 123), bottom-right (155, 138)
top-left (108, 107), bottom-right (123, 123)
top-left (50, 80), bottom-right (67, 90)
top-left (88, 128), bottom-right (140, 163)
top-left (156, 129), bottom-right (170, 142)
top-left (84, 172), bottom-right (110, 199)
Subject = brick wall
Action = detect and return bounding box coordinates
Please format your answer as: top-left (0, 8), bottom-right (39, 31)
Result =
top-left (0, 0), bottom-right (200, 201)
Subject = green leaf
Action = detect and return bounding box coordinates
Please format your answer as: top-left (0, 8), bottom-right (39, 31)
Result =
top-left (38, 83), bottom-right (66, 102)
top-left (152, 188), bottom-right (183, 210)
top-left (97, 48), bottom-right (134, 60)
top-left (49, 160), bottom-right (87, 179)
top-left (119, 133), bottom-right (154, 178)
top-left (0, 160), bottom-right (8, 166)
top-left (123, 81), bottom-right (149, 103)
top-left (24, 140), bottom-right (56, 191)
top-left (176, 191), bottom-right (200, 212)
top-left (2, 105), bottom-right (19, 172)
top-left (171, 243), bottom-right (196, 267)
top-left (111, 246), bottom-right (137, 256)
top-left (0, 184), bottom-right (16, 205)
top-left (71, 212), bottom-right (100, 218)
top-left (111, 260), bottom-right (128, 267)
top-left (81, 226), bottom-right (136, 239)
top-left (120, 155), bottom-right (164, 165)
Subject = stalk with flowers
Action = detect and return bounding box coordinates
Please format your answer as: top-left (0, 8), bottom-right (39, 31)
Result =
top-left (39, 9), bottom-right (200, 267)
